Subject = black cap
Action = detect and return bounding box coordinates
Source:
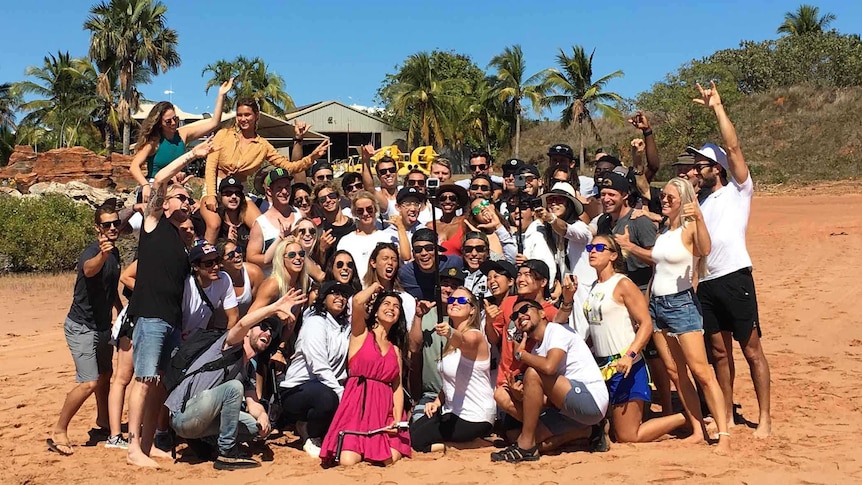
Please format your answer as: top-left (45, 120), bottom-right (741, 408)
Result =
top-left (311, 160), bottom-right (333, 176)
top-left (319, 280), bottom-right (356, 299)
top-left (189, 242), bottom-right (218, 264)
top-left (396, 186), bottom-right (426, 204)
top-left (411, 228), bottom-right (437, 245)
top-left (517, 164), bottom-right (540, 178)
top-left (219, 176), bottom-right (243, 193)
top-left (520, 259), bottom-right (550, 282)
top-left (502, 158), bottom-right (525, 175)
top-left (479, 259), bottom-right (517, 279)
top-left (265, 167), bottom-right (292, 187)
top-left (439, 266), bottom-right (466, 284)
top-left (548, 144), bottom-right (575, 160)
top-left (598, 171), bottom-right (630, 194)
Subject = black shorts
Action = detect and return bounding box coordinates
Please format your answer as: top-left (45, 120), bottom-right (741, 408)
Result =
top-left (697, 267), bottom-right (761, 342)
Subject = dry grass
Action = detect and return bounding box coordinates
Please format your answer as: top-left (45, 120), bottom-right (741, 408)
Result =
top-left (0, 272), bottom-right (75, 293)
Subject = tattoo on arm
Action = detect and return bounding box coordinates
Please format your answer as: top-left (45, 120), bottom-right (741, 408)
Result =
top-left (145, 184), bottom-right (167, 218)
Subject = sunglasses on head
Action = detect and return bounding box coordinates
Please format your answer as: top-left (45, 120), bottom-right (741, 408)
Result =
top-left (354, 206), bottom-right (375, 216)
top-left (377, 166), bottom-right (397, 175)
top-left (335, 260), bottom-right (355, 270)
top-left (586, 243), bottom-right (614, 253)
top-left (225, 247), bottom-right (244, 259)
top-left (221, 189), bottom-right (242, 198)
top-left (412, 243), bottom-right (435, 254)
top-left (199, 259), bottom-right (219, 268)
top-left (471, 199), bottom-right (491, 215)
top-left (447, 296), bottom-right (473, 305)
top-left (406, 179), bottom-right (425, 187)
top-left (470, 183), bottom-right (491, 192)
top-left (297, 227), bottom-right (316, 236)
top-left (317, 192), bottom-right (339, 203)
top-left (99, 219), bottom-right (121, 229)
top-left (285, 250), bottom-right (306, 259)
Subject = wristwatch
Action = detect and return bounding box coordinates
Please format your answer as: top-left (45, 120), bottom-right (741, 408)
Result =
top-left (515, 351), bottom-right (523, 361)
top-left (626, 350), bottom-right (637, 359)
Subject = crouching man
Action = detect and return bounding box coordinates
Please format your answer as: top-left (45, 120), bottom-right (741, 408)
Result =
top-left (165, 289), bottom-right (308, 470)
top-left (492, 292), bottom-right (609, 463)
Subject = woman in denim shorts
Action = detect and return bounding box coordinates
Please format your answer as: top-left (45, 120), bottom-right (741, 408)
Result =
top-left (648, 177), bottom-right (730, 454)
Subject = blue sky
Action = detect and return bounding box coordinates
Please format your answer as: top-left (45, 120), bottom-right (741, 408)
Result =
top-left (2, 0), bottom-right (860, 118)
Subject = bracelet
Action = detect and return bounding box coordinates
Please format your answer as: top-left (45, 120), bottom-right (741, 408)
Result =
top-left (447, 326), bottom-right (454, 339)
top-left (642, 128), bottom-right (653, 137)
top-left (560, 300), bottom-right (574, 308)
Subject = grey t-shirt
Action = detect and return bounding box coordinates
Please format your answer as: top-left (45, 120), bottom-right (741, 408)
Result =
top-left (420, 309), bottom-right (448, 394)
top-left (165, 334), bottom-right (249, 413)
top-left (610, 210), bottom-right (657, 290)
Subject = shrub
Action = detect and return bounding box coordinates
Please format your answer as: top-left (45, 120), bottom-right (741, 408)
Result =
top-left (0, 195), bottom-right (94, 272)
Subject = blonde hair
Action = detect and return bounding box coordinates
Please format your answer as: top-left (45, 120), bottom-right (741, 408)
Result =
top-left (442, 287), bottom-right (480, 357)
top-left (272, 236), bottom-right (308, 295)
top-left (664, 177), bottom-right (697, 229)
top-left (351, 190), bottom-right (379, 214)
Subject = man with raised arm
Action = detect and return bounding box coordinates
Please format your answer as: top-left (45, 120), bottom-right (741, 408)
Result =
top-left (690, 81), bottom-right (771, 437)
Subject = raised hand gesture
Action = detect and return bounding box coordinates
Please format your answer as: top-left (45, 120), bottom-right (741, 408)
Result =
top-left (694, 81), bottom-right (723, 109)
top-left (628, 111), bottom-right (651, 131)
top-left (416, 300), bottom-right (436, 318)
top-left (561, 274), bottom-right (578, 302)
top-left (361, 143), bottom-right (375, 161)
top-left (318, 228), bottom-right (335, 254)
top-left (682, 201), bottom-right (703, 222)
top-left (273, 288), bottom-right (308, 319)
top-left (192, 134), bottom-right (217, 158)
top-left (311, 138), bottom-right (331, 159)
top-left (630, 138), bottom-right (646, 153)
top-left (218, 77), bottom-right (235, 97)
top-left (294, 121), bottom-right (310, 140)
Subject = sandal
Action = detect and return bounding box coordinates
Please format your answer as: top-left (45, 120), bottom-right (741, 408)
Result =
top-left (47, 438), bottom-right (74, 456)
top-left (490, 443), bottom-right (539, 463)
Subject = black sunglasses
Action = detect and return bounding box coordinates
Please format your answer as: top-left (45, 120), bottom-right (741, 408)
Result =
top-left (438, 194), bottom-right (458, 202)
top-left (224, 247), bottom-right (244, 259)
top-left (315, 174), bottom-right (333, 181)
top-left (221, 189), bottom-right (242, 198)
top-left (335, 260), bottom-right (355, 270)
top-left (199, 259), bottom-right (219, 268)
top-left (317, 192), bottom-right (339, 203)
top-left (377, 166), bottom-right (397, 175)
top-left (257, 321), bottom-right (274, 333)
top-left (470, 163), bottom-right (488, 171)
top-left (406, 179), bottom-right (426, 187)
top-left (470, 184), bottom-right (491, 191)
top-left (512, 304), bottom-right (537, 318)
top-left (285, 250), bottom-right (306, 259)
top-left (297, 227), bottom-right (316, 236)
top-left (99, 219), bottom-right (121, 229)
top-left (354, 206), bottom-right (375, 216)
top-left (412, 244), bottom-right (435, 254)
top-left (346, 182), bottom-right (363, 191)
top-left (171, 194), bottom-right (192, 204)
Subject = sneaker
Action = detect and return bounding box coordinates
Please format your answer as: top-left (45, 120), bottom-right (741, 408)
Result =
top-left (213, 446), bottom-right (260, 470)
top-left (105, 434), bottom-right (129, 449)
top-left (588, 418), bottom-right (610, 453)
top-left (154, 430), bottom-right (173, 452)
top-left (302, 437), bottom-right (322, 458)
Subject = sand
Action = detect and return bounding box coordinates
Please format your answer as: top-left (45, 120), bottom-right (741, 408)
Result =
top-left (2, 191), bottom-right (862, 484)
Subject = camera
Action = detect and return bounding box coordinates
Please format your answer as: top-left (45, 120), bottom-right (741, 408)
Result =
top-left (514, 174), bottom-right (527, 190)
top-left (529, 197), bottom-right (544, 210)
top-left (426, 177), bottom-right (440, 198)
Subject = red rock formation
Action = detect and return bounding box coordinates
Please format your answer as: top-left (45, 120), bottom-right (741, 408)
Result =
top-left (0, 146), bottom-right (138, 193)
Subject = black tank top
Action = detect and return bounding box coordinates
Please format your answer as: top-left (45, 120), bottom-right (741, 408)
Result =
top-left (127, 216), bottom-right (189, 326)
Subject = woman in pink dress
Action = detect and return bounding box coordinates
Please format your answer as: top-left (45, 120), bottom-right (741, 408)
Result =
top-left (319, 282), bottom-right (411, 466)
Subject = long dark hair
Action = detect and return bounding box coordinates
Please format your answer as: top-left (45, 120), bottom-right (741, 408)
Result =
top-left (362, 242), bottom-right (403, 291)
top-left (136, 101), bottom-right (175, 148)
top-left (365, 291), bottom-right (407, 363)
top-left (311, 289), bottom-right (350, 327)
top-left (324, 250), bottom-right (361, 293)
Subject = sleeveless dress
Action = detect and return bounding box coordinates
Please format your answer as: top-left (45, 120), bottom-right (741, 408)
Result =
top-left (440, 224), bottom-right (464, 257)
top-left (319, 332), bottom-right (411, 464)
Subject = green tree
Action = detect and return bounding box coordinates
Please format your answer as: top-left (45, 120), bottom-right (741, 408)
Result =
top-left (202, 56), bottom-right (295, 115)
top-left (92, 56), bottom-right (152, 152)
top-left (777, 4), bottom-right (836, 36)
top-left (543, 46), bottom-right (624, 171)
top-left (0, 82), bottom-right (18, 164)
top-left (84, 0), bottom-right (180, 154)
top-left (488, 45), bottom-right (547, 157)
top-left (15, 52), bottom-right (99, 149)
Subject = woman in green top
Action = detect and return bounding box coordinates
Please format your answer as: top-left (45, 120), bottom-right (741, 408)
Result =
top-left (130, 78), bottom-right (233, 202)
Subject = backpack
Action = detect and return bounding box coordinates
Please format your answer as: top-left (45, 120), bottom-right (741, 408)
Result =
top-left (163, 329), bottom-right (242, 412)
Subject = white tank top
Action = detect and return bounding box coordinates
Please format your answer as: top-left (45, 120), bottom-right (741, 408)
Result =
top-left (584, 273), bottom-right (637, 358)
top-left (651, 226), bottom-right (693, 297)
top-left (438, 331), bottom-right (496, 424)
top-left (235, 266), bottom-right (253, 315)
top-left (255, 214), bottom-right (282, 278)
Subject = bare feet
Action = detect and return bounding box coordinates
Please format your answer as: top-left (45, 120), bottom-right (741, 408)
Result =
top-left (753, 417), bottom-right (772, 438)
top-left (682, 432), bottom-right (706, 444)
top-left (127, 449), bottom-right (161, 468)
top-left (149, 447), bottom-right (173, 460)
top-left (713, 434), bottom-right (732, 455)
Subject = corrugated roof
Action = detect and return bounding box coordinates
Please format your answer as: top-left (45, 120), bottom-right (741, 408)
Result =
top-left (284, 100), bottom-right (392, 126)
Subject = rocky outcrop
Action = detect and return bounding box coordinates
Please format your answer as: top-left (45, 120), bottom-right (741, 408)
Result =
top-left (0, 145), bottom-right (137, 192)
top-left (26, 181), bottom-right (134, 209)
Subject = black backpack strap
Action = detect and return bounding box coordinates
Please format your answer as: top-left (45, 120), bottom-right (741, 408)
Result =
top-left (193, 276), bottom-right (216, 313)
top-left (179, 348), bottom-right (243, 413)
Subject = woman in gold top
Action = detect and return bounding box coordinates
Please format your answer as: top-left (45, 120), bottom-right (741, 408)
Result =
top-left (202, 97), bottom-right (330, 221)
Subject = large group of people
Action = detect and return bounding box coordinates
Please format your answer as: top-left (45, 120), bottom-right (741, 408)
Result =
top-left (49, 81), bottom-right (770, 470)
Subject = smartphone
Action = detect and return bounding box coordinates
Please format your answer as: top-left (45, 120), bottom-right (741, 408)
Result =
top-left (530, 197), bottom-right (544, 210)
top-left (514, 174), bottom-right (527, 190)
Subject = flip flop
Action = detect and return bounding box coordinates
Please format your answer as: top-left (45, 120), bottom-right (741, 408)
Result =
top-left (47, 438), bottom-right (74, 456)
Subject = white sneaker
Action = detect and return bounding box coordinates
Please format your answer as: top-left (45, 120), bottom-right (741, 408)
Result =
top-left (105, 434), bottom-right (129, 449)
top-left (302, 437), bottom-right (322, 458)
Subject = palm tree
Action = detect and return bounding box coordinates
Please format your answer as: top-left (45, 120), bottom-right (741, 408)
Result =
top-left (543, 46), bottom-right (624, 172)
top-left (15, 52), bottom-right (99, 148)
top-left (488, 45), bottom-right (546, 157)
top-left (389, 52), bottom-right (463, 148)
top-left (84, 0), bottom-right (180, 154)
top-left (777, 4), bottom-right (836, 36)
top-left (92, 57), bottom-right (151, 151)
top-left (0, 82), bottom-right (17, 132)
top-left (202, 56), bottom-right (295, 115)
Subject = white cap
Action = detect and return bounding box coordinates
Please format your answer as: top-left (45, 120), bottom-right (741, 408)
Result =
top-left (686, 143), bottom-right (728, 170)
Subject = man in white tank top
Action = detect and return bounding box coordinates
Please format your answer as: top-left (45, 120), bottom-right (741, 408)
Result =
top-left (690, 82), bottom-right (771, 438)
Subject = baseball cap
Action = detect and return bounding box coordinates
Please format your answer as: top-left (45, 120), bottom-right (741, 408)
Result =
top-left (439, 266), bottom-right (466, 284)
top-left (548, 144), bottom-right (575, 160)
top-left (672, 153), bottom-right (696, 166)
top-left (318, 280), bottom-right (356, 299)
top-left (598, 171), bottom-right (630, 194)
top-left (189, 242), bottom-right (218, 264)
top-left (479, 259), bottom-right (517, 279)
top-left (397, 186), bottom-right (426, 204)
top-left (520, 259), bottom-right (550, 282)
top-left (517, 164), bottom-right (540, 178)
top-left (310, 160), bottom-right (333, 176)
top-left (218, 176), bottom-right (243, 193)
top-left (502, 158), bottom-right (525, 175)
top-left (686, 143), bottom-right (728, 170)
top-left (265, 167), bottom-right (292, 187)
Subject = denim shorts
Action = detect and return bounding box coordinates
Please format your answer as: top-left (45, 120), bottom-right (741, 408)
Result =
top-left (649, 288), bottom-right (704, 337)
top-left (132, 317), bottom-right (181, 379)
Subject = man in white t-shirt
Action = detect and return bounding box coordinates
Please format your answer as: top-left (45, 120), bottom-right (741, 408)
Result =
top-left (491, 298), bottom-right (609, 463)
top-left (182, 243), bottom-right (239, 341)
top-left (456, 150), bottom-right (503, 200)
top-left (690, 81), bottom-right (771, 438)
